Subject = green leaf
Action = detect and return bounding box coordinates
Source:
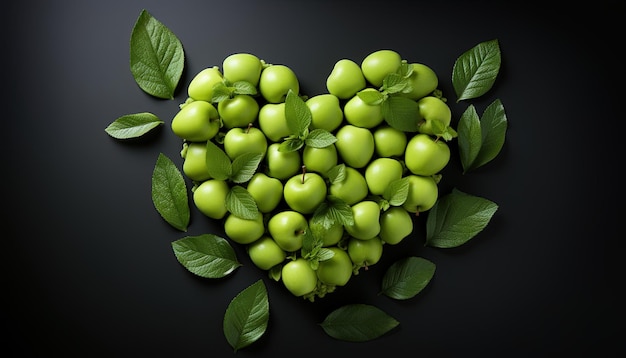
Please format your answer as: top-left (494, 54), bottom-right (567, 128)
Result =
top-left (205, 140), bottom-right (232, 180)
top-left (305, 129), bottom-right (337, 149)
top-left (223, 280), bottom-right (269, 352)
top-left (225, 185), bottom-right (259, 220)
top-left (381, 257), bottom-right (436, 300)
top-left (312, 196), bottom-right (354, 229)
top-left (381, 96), bottom-right (421, 132)
top-left (452, 39), bottom-right (501, 102)
top-left (326, 164), bottom-right (346, 184)
top-left (458, 100), bottom-right (508, 173)
top-left (383, 177), bottom-right (410, 206)
top-left (284, 89), bottom-right (312, 135)
top-left (232, 81), bottom-right (257, 95)
top-left (210, 82), bottom-right (232, 103)
top-left (320, 304), bottom-right (399, 342)
top-left (425, 188), bottom-right (498, 248)
top-left (130, 9), bottom-right (184, 99)
top-left (172, 234), bottom-right (241, 278)
top-left (105, 112), bottom-right (163, 139)
top-left (472, 99), bottom-right (508, 171)
top-left (357, 90), bottom-right (385, 105)
top-left (151, 153), bottom-right (190, 231)
top-left (382, 72), bottom-right (410, 94)
top-left (457, 105), bottom-right (482, 173)
top-left (230, 152), bottom-right (264, 183)
top-left (278, 137), bottom-right (304, 152)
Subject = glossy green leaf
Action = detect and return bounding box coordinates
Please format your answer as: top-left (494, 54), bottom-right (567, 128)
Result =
top-left (223, 280), bottom-right (269, 352)
top-left (130, 9), bottom-right (184, 99)
top-left (382, 96), bottom-right (421, 132)
top-left (452, 39), bottom-right (501, 102)
top-left (205, 140), bottom-right (232, 180)
top-left (151, 153), bottom-right (189, 231)
top-left (457, 105), bottom-right (482, 172)
top-left (230, 152), bottom-right (264, 184)
top-left (305, 129), bottom-right (337, 148)
top-left (311, 196), bottom-right (354, 229)
top-left (172, 234), bottom-right (241, 278)
top-left (383, 176), bottom-right (410, 206)
top-left (425, 188), bottom-right (498, 248)
top-left (320, 304), bottom-right (399, 342)
top-left (458, 99), bottom-right (508, 173)
top-left (225, 185), bottom-right (259, 220)
top-left (284, 89), bottom-right (312, 135)
top-left (381, 257), bottom-right (436, 300)
top-left (105, 112), bottom-right (163, 139)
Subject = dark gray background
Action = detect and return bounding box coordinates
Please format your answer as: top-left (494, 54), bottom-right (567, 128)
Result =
top-left (3, 0), bottom-right (622, 356)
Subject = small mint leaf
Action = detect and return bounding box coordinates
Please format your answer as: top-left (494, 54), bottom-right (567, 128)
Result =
top-left (382, 96), bottom-right (421, 132)
top-left (225, 185), bottom-right (259, 220)
top-left (305, 129), bottom-right (337, 148)
top-left (205, 140), bottom-right (232, 180)
top-left (285, 89), bottom-right (312, 135)
top-left (326, 164), bottom-right (346, 184)
top-left (357, 90), bottom-right (385, 105)
top-left (279, 137), bottom-right (304, 152)
top-left (230, 152), bottom-right (264, 183)
top-left (383, 177), bottom-right (410, 206)
top-left (105, 112), bottom-right (163, 139)
top-left (232, 81), bottom-right (257, 95)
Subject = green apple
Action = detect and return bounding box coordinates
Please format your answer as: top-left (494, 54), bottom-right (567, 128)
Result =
top-left (326, 58), bottom-right (366, 100)
top-left (379, 206), bottom-right (413, 245)
top-left (192, 179), bottom-right (229, 219)
top-left (399, 63), bottom-right (439, 100)
top-left (344, 200), bottom-right (381, 240)
top-left (259, 64), bottom-right (300, 103)
top-left (328, 166), bottom-right (368, 206)
top-left (404, 133), bottom-right (450, 176)
top-left (283, 171), bottom-right (327, 214)
top-left (246, 172), bottom-right (283, 213)
top-left (416, 96), bottom-right (452, 136)
top-left (222, 52), bottom-right (263, 87)
top-left (360, 49), bottom-right (402, 88)
top-left (182, 142), bottom-right (211, 182)
top-left (267, 210), bottom-right (308, 252)
top-left (247, 236), bottom-right (286, 270)
top-left (258, 102), bottom-right (290, 142)
top-left (171, 100), bottom-right (220, 142)
top-left (343, 88), bottom-right (384, 128)
top-left (364, 157), bottom-right (403, 196)
top-left (281, 258), bottom-right (317, 297)
top-left (187, 66), bottom-right (223, 102)
top-left (218, 94), bottom-right (260, 129)
top-left (347, 236), bottom-right (383, 268)
top-left (306, 94), bottom-right (344, 132)
top-left (302, 144), bottom-right (338, 176)
top-left (335, 124), bottom-right (375, 169)
top-left (316, 247), bottom-right (353, 287)
top-left (402, 174), bottom-right (438, 214)
top-left (223, 125), bottom-right (268, 160)
top-left (373, 125), bottom-right (407, 158)
top-left (265, 142), bottom-right (301, 180)
top-left (224, 211), bottom-right (265, 245)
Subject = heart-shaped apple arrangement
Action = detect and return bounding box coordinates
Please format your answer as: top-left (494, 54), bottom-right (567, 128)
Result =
top-left (170, 50), bottom-right (457, 301)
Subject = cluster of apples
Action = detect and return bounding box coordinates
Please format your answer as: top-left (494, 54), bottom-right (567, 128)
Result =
top-left (169, 50), bottom-right (455, 301)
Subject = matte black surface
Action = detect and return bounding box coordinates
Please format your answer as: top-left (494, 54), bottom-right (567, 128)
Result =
top-left (3, 1), bottom-right (622, 356)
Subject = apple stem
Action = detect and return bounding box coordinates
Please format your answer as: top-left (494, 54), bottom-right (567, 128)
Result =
top-left (301, 165), bottom-right (306, 184)
top-left (246, 123), bottom-right (253, 134)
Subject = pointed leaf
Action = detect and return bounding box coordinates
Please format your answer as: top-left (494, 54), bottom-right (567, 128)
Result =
top-left (223, 280), bottom-right (269, 352)
top-left (382, 96), bottom-right (421, 132)
top-left (357, 90), bottom-right (385, 105)
top-left (278, 137), bottom-right (304, 152)
top-left (326, 164), bottom-right (346, 184)
top-left (383, 177), bottom-right (410, 206)
top-left (172, 234), bottom-right (241, 278)
top-left (151, 153), bottom-right (189, 231)
top-left (425, 188), bottom-right (498, 248)
top-left (381, 257), bottom-right (436, 300)
top-left (452, 39), bottom-right (501, 102)
top-left (305, 129), bottom-right (337, 148)
top-left (320, 304), bottom-right (399, 342)
top-left (130, 9), bottom-right (184, 99)
top-left (457, 105), bottom-right (482, 173)
top-left (105, 112), bottom-right (163, 139)
top-left (205, 140), bottom-right (232, 180)
top-left (225, 185), bottom-right (259, 219)
top-left (230, 152), bottom-right (264, 183)
top-left (285, 89), bottom-right (312, 135)
top-left (232, 81), bottom-right (257, 95)
top-left (472, 99), bottom-right (508, 170)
